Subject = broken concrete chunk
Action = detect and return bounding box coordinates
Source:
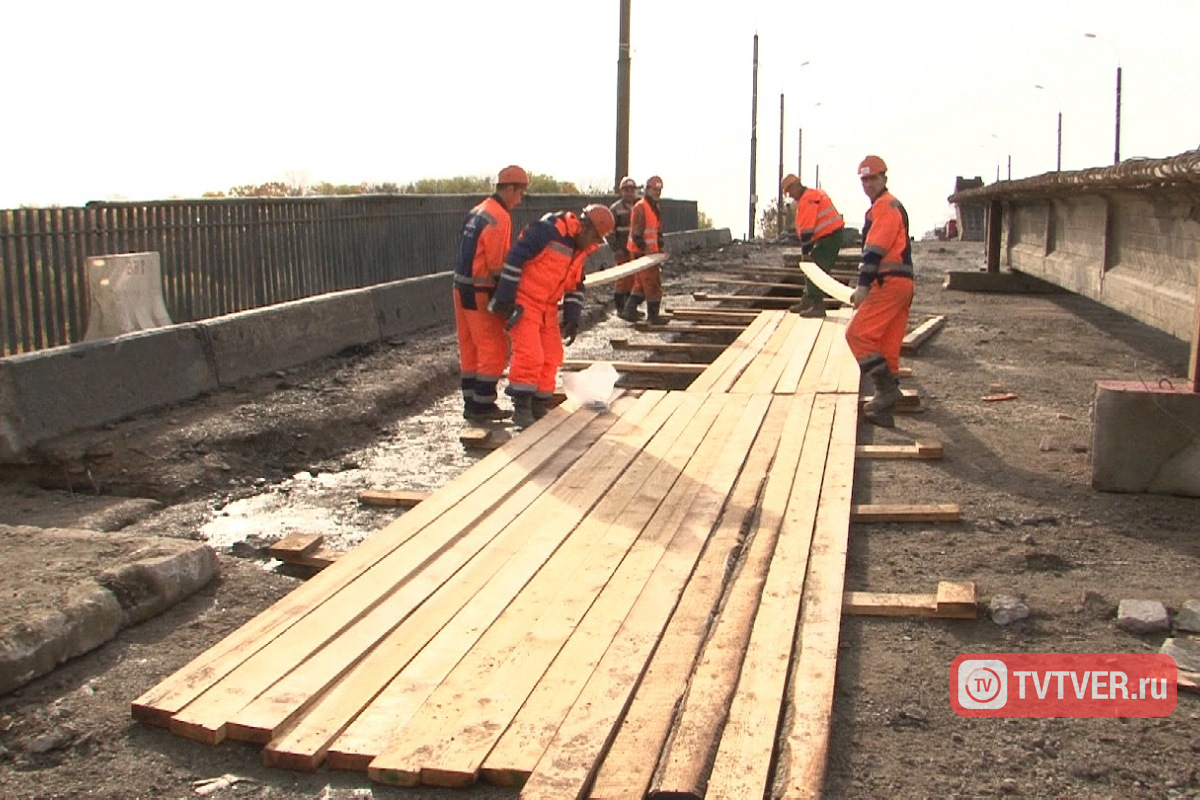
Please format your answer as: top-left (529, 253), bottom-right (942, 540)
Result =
top-left (1176, 600), bottom-right (1200, 634)
top-left (1115, 599), bottom-right (1170, 634)
top-left (1160, 636), bottom-right (1200, 673)
top-left (988, 595), bottom-right (1030, 626)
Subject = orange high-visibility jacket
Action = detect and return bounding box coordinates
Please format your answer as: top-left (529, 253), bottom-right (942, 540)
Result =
top-left (793, 187), bottom-right (845, 243)
top-left (493, 212), bottom-right (597, 324)
top-left (453, 195), bottom-right (512, 309)
top-left (627, 197), bottom-right (662, 255)
top-left (858, 190), bottom-right (912, 285)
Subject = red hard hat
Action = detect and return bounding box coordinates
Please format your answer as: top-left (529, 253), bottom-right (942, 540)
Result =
top-left (497, 165), bottom-right (530, 186)
top-left (781, 173), bottom-right (801, 193)
top-left (857, 155), bottom-right (887, 177)
top-left (619, 176), bottom-right (637, 189)
top-left (581, 204), bottom-right (616, 238)
top-left (645, 175), bottom-right (664, 189)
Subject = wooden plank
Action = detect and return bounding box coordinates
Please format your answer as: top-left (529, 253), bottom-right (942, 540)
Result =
top-left (633, 322), bottom-right (744, 335)
top-left (645, 399), bottom-right (794, 800)
top-left (777, 392), bottom-right (859, 800)
top-left (515, 395), bottom-right (798, 800)
top-left (358, 490), bottom-right (430, 508)
top-left (936, 581), bottom-right (978, 618)
top-left (687, 312), bottom-right (781, 394)
top-left (305, 393), bottom-right (689, 772)
top-left (850, 503), bottom-right (961, 522)
top-left (585, 396), bottom-right (784, 800)
top-left (855, 441), bottom-right (944, 460)
top-left (609, 339), bottom-right (727, 355)
top-left (843, 583), bottom-right (975, 619)
top-left (584, 253), bottom-right (669, 287)
top-left (561, 359), bottom-right (706, 375)
top-left (459, 427), bottom-right (512, 450)
top-left (669, 308), bottom-right (756, 324)
top-left (438, 396), bottom-right (765, 790)
top-left (699, 393), bottom-right (834, 800)
top-left (705, 278), bottom-right (804, 290)
top-left (728, 312), bottom-right (799, 394)
top-left (131, 404), bottom-right (598, 729)
top-left (693, 292), bottom-right (795, 305)
top-left (901, 315), bottom-right (946, 355)
top-left (267, 533), bottom-right (323, 560)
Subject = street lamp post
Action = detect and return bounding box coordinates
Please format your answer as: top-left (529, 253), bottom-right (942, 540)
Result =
top-left (990, 134), bottom-right (1011, 180)
top-left (1084, 33), bottom-right (1122, 164)
top-left (1034, 84), bottom-right (1063, 171)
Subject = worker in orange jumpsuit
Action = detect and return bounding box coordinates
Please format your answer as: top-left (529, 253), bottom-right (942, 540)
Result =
top-left (618, 175), bottom-right (666, 324)
top-left (488, 204), bottom-right (616, 429)
top-left (846, 155), bottom-right (913, 428)
top-left (608, 176), bottom-right (639, 315)
top-left (453, 165), bottom-right (529, 420)
top-left (781, 173), bottom-right (846, 318)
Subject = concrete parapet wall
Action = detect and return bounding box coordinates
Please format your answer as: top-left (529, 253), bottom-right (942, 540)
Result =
top-left (1092, 380), bottom-right (1200, 496)
top-left (0, 234), bottom-right (728, 460)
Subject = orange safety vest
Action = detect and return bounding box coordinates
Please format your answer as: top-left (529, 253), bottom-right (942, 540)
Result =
top-left (861, 190), bottom-right (912, 279)
top-left (454, 195), bottom-right (512, 308)
top-left (494, 212), bottom-right (597, 322)
top-left (793, 187), bottom-right (844, 243)
top-left (627, 197), bottom-right (662, 255)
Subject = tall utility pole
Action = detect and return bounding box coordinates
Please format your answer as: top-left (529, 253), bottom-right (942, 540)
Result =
top-left (748, 34), bottom-right (759, 240)
top-left (614, 0), bottom-right (631, 188)
top-left (797, 128), bottom-right (803, 181)
top-left (777, 94), bottom-right (785, 236)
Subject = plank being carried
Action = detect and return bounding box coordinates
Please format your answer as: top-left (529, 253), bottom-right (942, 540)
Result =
top-left (585, 253), bottom-right (669, 287)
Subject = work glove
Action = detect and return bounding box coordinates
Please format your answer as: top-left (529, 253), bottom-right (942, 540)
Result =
top-left (560, 319), bottom-right (579, 346)
top-left (487, 296), bottom-right (515, 319)
top-left (850, 285), bottom-right (869, 308)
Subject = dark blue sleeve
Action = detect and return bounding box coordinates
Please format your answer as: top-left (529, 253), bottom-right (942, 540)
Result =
top-left (455, 212), bottom-right (484, 278)
top-left (493, 219), bottom-right (555, 305)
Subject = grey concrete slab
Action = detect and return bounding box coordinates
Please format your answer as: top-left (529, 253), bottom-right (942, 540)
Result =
top-left (1091, 380), bottom-right (1200, 496)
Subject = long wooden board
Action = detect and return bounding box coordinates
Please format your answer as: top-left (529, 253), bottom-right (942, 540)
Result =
top-left (901, 315), bottom-right (947, 354)
top-left (585, 253), bottom-right (669, 287)
top-left (561, 359), bottom-right (706, 375)
top-left (609, 339), bottom-right (727, 355)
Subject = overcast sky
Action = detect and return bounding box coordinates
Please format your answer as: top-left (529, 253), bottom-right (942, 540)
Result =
top-left (3, 0), bottom-right (1198, 240)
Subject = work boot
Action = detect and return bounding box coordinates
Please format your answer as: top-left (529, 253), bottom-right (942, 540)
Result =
top-left (798, 302), bottom-right (826, 318)
top-left (618, 294), bottom-right (644, 323)
top-left (863, 363), bottom-right (904, 414)
top-left (788, 297), bottom-right (816, 314)
top-left (511, 394), bottom-right (535, 429)
top-left (862, 408), bottom-right (895, 428)
top-left (646, 301), bottom-right (667, 326)
top-left (613, 292), bottom-right (629, 314)
top-left (531, 396), bottom-right (549, 420)
top-left (463, 400), bottom-right (512, 421)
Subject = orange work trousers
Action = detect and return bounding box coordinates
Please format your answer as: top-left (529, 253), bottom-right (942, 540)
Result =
top-left (844, 275), bottom-right (913, 374)
top-left (614, 250), bottom-right (635, 294)
top-left (631, 261), bottom-right (663, 302)
top-left (506, 302), bottom-right (563, 398)
top-left (454, 291), bottom-right (509, 387)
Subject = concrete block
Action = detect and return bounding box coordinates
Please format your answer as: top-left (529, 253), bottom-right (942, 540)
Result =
top-left (83, 252), bottom-right (173, 341)
top-left (370, 272), bottom-right (453, 341)
top-left (1091, 381), bottom-right (1200, 496)
top-left (0, 326), bottom-right (219, 461)
top-left (201, 290), bottom-right (380, 385)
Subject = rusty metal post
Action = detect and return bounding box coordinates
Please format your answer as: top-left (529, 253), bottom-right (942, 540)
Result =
top-left (614, 0), bottom-right (631, 189)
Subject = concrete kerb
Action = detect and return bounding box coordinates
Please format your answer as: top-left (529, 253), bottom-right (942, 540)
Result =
top-left (0, 525), bottom-right (218, 695)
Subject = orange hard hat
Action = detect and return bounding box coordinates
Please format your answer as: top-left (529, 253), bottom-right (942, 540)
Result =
top-left (645, 175), bottom-right (664, 189)
top-left (781, 173), bottom-right (801, 193)
top-left (581, 204), bottom-right (616, 238)
top-left (619, 176), bottom-right (638, 189)
top-left (497, 165), bottom-right (530, 186)
top-left (857, 155), bottom-right (887, 177)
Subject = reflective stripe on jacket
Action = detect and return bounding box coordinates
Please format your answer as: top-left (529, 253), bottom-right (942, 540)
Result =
top-left (627, 197), bottom-right (662, 255)
top-left (454, 195), bottom-right (512, 307)
top-left (793, 187), bottom-right (845, 243)
top-left (494, 212), bottom-right (596, 324)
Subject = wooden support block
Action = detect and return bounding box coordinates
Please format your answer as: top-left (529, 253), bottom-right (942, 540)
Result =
top-left (855, 440), bottom-right (944, 460)
top-left (358, 490), bottom-right (430, 508)
top-left (850, 503), bottom-right (960, 522)
top-left (901, 315), bottom-right (946, 355)
top-left (1180, 670), bottom-right (1200, 694)
top-left (267, 533), bottom-right (323, 561)
top-left (459, 427), bottom-right (512, 450)
top-left (843, 581), bottom-right (976, 619)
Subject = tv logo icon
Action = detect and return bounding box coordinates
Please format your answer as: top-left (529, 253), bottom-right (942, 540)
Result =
top-left (957, 659), bottom-right (1007, 709)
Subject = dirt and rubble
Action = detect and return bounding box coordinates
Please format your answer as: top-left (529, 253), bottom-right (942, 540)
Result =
top-left (0, 239), bottom-right (1197, 800)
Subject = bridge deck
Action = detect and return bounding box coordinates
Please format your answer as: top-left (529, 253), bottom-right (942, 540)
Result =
top-left (132, 309), bottom-right (862, 800)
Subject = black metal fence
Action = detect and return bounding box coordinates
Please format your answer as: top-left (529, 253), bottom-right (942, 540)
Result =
top-left (0, 194), bottom-right (698, 356)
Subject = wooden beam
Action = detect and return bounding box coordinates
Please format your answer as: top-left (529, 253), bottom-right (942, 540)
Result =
top-left (694, 292), bottom-right (795, 305)
top-left (843, 581), bottom-right (976, 619)
top-left (561, 359), bottom-right (706, 375)
top-left (358, 490), bottom-right (430, 508)
top-left (850, 503), bottom-right (960, 522)
top-left (609, 338), bottom-right (727, 355)
top-left (854, 440), bottom-right (943, 460)
top-left (901, 316), bottom-right (947, 355)
top-left (582, 253), bottom-right (668, 287)
top-left (634, 322), bottom-right (745, 334)
top-left (669, 308), bottom-right (757, 324)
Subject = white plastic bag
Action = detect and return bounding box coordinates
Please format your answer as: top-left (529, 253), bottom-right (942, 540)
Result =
top-left (562, 362), bottom-right (620, 411)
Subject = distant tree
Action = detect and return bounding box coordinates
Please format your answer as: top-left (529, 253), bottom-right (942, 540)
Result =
top-left (696, 210), bottom-right (713, 230)
top-left (367, 182), bottom-right (400, 194)
top-left (309, 181), bottom-right (368, 196)
top-left (229, 181), bottom-right (292, 198)
top-left (758, 198), bottom-right (789, 240)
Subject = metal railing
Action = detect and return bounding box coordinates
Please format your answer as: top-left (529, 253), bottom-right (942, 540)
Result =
top-left (1, 194), bottom-right (698, 356)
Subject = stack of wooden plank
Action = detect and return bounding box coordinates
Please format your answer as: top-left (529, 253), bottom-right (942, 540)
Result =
top-left (133, 310), bottom-right (860, 800)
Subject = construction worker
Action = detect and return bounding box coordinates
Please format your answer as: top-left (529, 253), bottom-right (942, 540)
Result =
top-left (780, 173), bottom-right (846, 318)
top-left (488, 204), bottom-right (616, 429)
top-left (618, 175), bottom-right (666, 324)
top-left (608, 176), bottom-right (639, 315)
top-left (452, 165), bottom-right (530, 420)
top-left (846, 155), bottom-right (913, 428)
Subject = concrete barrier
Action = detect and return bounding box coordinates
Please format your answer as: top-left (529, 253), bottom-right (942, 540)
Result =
top-left (1091, 380), bottom-right (1200, 496)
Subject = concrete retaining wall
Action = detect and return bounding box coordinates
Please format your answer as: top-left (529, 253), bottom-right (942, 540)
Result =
top-left (0, 230), bottom-right (730, 461)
